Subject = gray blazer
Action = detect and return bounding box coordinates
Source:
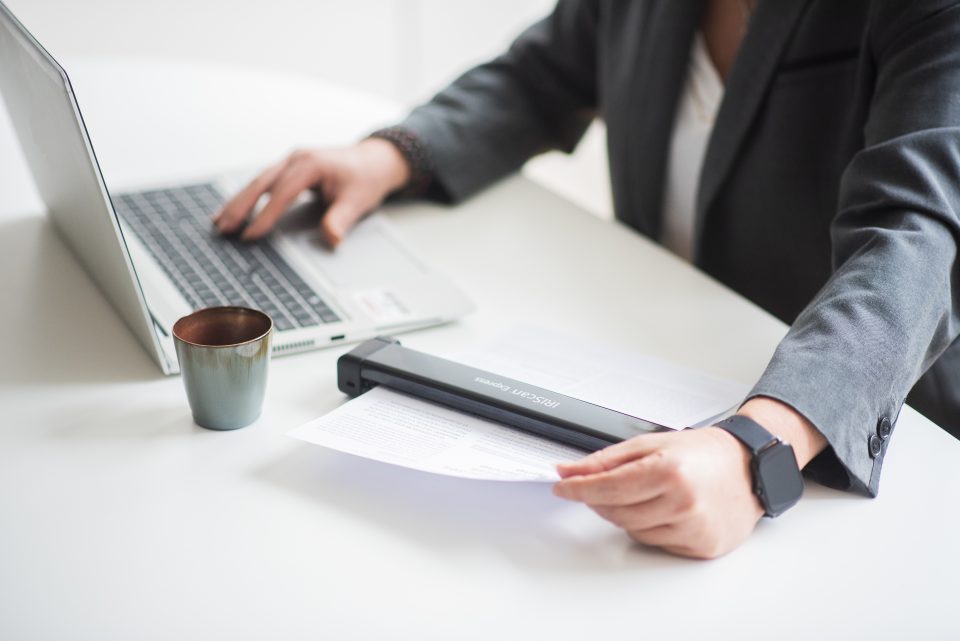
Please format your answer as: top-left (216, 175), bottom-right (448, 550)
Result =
top-left (397, 0), bottom-right (960, 496)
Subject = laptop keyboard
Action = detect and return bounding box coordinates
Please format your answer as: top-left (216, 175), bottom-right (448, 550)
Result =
top-left (112, 183), bottom-right (340, 332)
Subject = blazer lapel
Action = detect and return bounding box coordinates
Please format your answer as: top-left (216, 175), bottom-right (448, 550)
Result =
top-left (614, 0), bottom-right (702, 238)
top-left (695, 0), bottom-right (809, 254)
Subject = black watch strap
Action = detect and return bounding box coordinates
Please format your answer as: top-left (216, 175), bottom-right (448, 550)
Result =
top-left (714, 414), bottom-right (804, 518)
top-left (715, 415), bottom-right (777, 454)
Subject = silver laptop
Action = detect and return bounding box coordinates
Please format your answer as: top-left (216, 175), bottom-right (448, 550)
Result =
top-left (0, 2), bottom-right (473, 375)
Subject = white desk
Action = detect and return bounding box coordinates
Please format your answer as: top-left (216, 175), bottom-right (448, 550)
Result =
top-left (1, 59), bottom-right (957, 641)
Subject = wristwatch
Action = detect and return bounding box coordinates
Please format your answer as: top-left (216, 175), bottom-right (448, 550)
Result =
top-left (714, 415), bottom-right (804, 518)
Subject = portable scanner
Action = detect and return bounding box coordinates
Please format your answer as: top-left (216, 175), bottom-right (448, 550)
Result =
top-left (338, 337), bottom-right (670, 452)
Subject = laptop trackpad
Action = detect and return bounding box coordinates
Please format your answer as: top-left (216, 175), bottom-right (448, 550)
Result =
top-left (276, 201), bottom-right (426, 289)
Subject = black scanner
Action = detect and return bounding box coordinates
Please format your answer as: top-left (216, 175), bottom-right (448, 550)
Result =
top-left (338, 337), bottom-right (670, 452)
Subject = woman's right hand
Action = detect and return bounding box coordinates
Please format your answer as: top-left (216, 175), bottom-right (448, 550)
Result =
top-left (213, 137), bottom-right (411, 248)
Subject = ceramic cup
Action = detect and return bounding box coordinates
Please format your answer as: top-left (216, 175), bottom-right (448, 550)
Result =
top-left (172, 306), bottom-right (273, 430)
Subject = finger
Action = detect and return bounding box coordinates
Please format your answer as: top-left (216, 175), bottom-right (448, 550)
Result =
top-left (320, 197), bottom-right (367, 248)
top-left (626, 523), bottom-right (682, 549)
top-left (215, 162), bottom-right (286, 233)
top-left (557, 433), bottom-right (666, 478)
top-left (553, 451), bottom-right (670, 506)
top-left (590, 493), bottom-right (684, 532)
top-left (241, 164), bottom-right (317, 241)
top-left (630, 520), bottom-right (726, 560)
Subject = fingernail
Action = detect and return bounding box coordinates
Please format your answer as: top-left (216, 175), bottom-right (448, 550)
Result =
top-left (556, 463), bottom-right (572, 476)
top-left (553, 482), bottom-right (574, 499)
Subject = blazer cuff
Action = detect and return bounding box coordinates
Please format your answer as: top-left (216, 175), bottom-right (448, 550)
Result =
top-left (396, 110), bottom-right (490, 203)
top-left (747, 354), bottom-right (902, 498)
top-left (366, 126), bottom-right (450, 202)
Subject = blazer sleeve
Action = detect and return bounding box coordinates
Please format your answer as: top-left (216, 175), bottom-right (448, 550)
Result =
top-left (396, 0), bottom-right (600, 202)
top-left (749, 0), bottom-right (960, 496)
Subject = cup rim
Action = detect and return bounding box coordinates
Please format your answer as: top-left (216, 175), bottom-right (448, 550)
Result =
top-left (172, 306), bottom-right (273, 349)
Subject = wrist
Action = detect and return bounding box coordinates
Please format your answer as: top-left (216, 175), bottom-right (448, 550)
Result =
top-left (357, 137), bottom-right (411, 194)
top-left (712, 413), bottom-right (807, 517)
top-left (737, 396), bottom-right (827, 468)
top-left (365, 126), bottom-right (435, 197)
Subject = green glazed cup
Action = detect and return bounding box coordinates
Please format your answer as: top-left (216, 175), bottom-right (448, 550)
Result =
top-left (172, 307), bottom-right (273, 430)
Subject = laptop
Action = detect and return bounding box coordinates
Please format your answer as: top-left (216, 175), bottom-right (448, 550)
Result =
top-left (0, 2), bottom-right (473, 375)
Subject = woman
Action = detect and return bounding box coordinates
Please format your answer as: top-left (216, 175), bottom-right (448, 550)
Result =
top-left (214, 0), bottom-right (960, 558)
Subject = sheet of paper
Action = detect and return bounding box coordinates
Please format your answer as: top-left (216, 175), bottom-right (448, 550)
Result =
top-left (454, 325), bottom-right (749, 429)
top-left (289, 326), bottom-right (751, 481)
top-left (289, 387), bottom-right (587, 481)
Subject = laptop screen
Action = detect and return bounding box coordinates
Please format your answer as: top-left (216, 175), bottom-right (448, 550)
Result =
top-left (0, 1), bottom-right (168, 371)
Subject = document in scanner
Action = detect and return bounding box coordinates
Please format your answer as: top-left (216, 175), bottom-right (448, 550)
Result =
top-left (289, 326), bottom-right (750, 482)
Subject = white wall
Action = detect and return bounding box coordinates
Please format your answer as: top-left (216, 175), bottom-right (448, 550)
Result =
top-left (4, 0), bottom-right (611, 217)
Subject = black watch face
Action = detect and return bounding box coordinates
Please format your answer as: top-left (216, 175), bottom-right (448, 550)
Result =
top-left (756, 444), bottom-right (804, 516)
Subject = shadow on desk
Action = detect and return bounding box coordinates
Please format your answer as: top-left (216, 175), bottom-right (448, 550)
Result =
top-left (0, 216), bottom-right (161, 385)
top-left (254, 445), bottom-right (700, 574)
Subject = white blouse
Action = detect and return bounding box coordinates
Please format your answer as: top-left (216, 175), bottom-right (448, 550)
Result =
top-left (660, 32), bottom-right (724, 263)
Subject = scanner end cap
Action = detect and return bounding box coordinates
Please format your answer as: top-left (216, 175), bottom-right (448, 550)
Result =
top-left (336, 336), bottom-right (400, 396)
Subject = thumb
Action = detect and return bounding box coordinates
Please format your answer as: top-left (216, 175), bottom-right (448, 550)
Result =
top-left (320, 197), bottom-right (367, 248)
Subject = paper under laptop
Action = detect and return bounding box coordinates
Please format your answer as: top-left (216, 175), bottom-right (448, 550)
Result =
top-left (289, 326), bottom-right (751, 481)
